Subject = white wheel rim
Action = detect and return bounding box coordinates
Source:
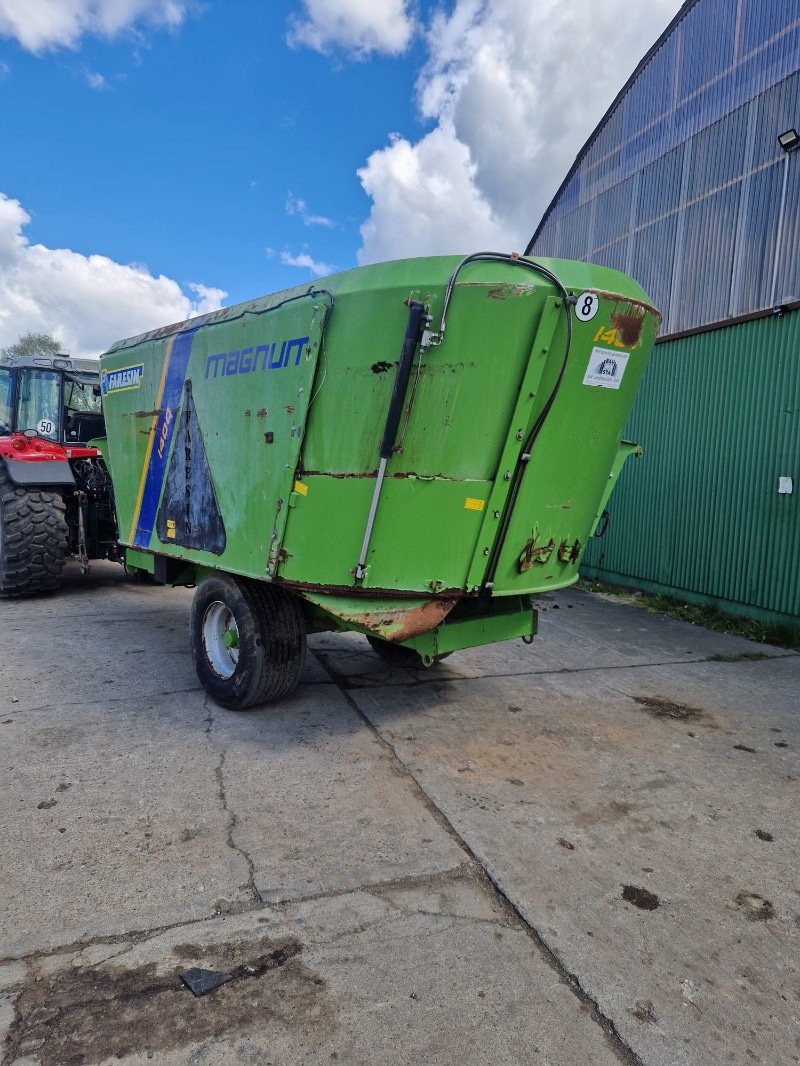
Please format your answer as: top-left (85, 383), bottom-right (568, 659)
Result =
top-left (202, 601), bottom-right (240, 679)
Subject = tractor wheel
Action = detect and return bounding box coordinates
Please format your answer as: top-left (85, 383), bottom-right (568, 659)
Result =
top-left (366, 635), bottom-right (451, 669)
top-left (190, 574), bottom-right (307, 709)
top-left (0, 467), bottom-right (68, 596)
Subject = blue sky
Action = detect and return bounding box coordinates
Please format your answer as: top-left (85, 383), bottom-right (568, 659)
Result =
top-left (0, 1), bottom-right (680, 356)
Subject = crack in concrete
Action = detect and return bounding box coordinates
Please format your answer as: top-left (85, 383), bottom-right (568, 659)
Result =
top-left (0, 911), bottom-right (234, 969)
top-left (204, 698), bottom-right (263, 908)
top-left (0, 607), bottom-right (186, 625)
top-left (313, 650), bottom-right (793, 695)
top-left (0, 866), bottom-right (512, 971)
top-left (317, 653), bottom-right (645, 1066)
top-left (266, 863), bottom-right (474, 909)
top-left (0, 688), bottom-right (199, 717)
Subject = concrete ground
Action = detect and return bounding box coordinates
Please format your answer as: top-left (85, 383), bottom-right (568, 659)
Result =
top-left (1, 562), bottom-right (798, 1065)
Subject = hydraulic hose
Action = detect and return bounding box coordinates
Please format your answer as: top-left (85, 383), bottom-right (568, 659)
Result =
top-left (354, 299), bottom-right (428, 581)
top-left (380, 301), bottom-right (427, 459)
top-left (484, 302), bottom-right (573, 589)
top-left (430, 252), bottom-right (576, 592)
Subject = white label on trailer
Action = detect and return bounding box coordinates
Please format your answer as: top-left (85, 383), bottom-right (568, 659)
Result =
top-left (575, 292), bottom-right (600, 321)
top-left (101, 363), bottom-right (144, 395)
top-left (583, 346), bottom-right (630, 390)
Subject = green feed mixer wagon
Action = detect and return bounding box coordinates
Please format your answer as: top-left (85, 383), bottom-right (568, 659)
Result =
top-left (100, 253), bottom-right (659, 708)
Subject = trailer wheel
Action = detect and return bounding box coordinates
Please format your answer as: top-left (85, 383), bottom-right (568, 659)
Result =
top-left (190, 575), bottom-right (307, 709)
top-left (366, 635), bottom-right (451, 669)
top-left (0, 467), bottom-right (68, 596)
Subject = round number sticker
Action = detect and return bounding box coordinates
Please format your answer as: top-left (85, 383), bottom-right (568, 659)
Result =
top-left (575, 292), bottom-right (599, 322)
top-left (37, 419), bottom-right (55, 436)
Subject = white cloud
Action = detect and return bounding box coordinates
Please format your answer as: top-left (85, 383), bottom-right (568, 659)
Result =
top-left (83, 69), bottom-right (109, 89)
top-left (358, 126), bottom-right (514, 262)
top-left (357, 0), bottom-right (681, 263)
top-left (280, 250), bottom-right (334, 277)
top-left (285, 193), bottom-right (337, 229)
top-left (0, 193), bottom-right (226, 359)
top-left (0, 0), bottom-right (189, 53)
top-left (186, 282), bottom-right (227, 316)
top-left (0, 60), bottom-right (10, 80)
top-left (287, 0), bottom-right (415, 57)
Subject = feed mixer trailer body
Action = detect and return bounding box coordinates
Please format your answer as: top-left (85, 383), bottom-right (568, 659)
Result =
top-left (100, 253), bottom-right (660, 707)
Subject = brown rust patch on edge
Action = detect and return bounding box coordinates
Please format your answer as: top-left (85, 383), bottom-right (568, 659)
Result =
top-left (298, 469), bottom-right (454, 481)
top-left (592, 290), bottom-right (660, 320)
top-left (610, 308), bottom-right (647, 348)
top-left (316, 597), bottom-right (458, 642)
top-left (287, 579), bottom-right (463, 601)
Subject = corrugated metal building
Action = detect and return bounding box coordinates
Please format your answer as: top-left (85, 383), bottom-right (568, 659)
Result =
top-left (528, 0), bottom-right (799, 625)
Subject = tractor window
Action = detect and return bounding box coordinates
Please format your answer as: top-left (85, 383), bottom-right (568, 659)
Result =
top-left (65, 378), bottom-right (102, 416)
top-left (0, 369), bottom-right (12, 434)
top-left (64, 378), bottom-right (105, 442)
top-left (17, 369), bottom-right (61, 441)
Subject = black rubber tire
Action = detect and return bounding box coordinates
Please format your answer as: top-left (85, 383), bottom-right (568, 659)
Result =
top-left (190, 574), bottom-right (307, 709)
top-left (366, 635), bottom-right (451, 668)
top-left (0, 466), bottom-right (68, 596)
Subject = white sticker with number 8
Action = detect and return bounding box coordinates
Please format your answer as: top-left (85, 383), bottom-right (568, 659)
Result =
top-left (575, 292), bottom-right (599, 322)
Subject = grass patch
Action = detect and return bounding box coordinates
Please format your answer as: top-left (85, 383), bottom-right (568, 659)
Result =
top-left (579, 580), bottom-right (800, 652)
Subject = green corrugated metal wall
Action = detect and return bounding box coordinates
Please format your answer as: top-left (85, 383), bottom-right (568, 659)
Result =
top-left (581, 308), bottom-right (799, 624)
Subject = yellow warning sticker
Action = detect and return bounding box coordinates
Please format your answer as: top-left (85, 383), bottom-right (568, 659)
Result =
top-left (166, 518), bottom-right (176, 539)
top-left (464, 497), bottom-right (485, 512)
top-left (294, 481), bottom-right (309, 496)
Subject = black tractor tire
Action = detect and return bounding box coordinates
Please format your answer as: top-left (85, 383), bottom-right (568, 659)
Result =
top-left (0, 466), bottom-right (68, 596)
top-left (190, 574), bottom-right (307, 709)
top-left (366, 635), bottom-right (451, 669)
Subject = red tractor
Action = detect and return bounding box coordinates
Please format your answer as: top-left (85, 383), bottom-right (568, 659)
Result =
top-left (0, 353), bottom-right (119, 595)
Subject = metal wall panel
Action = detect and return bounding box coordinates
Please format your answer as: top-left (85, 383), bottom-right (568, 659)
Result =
top-left (531, 0), bottom-right (800, 335)
top-left (581, 310), bottom-right (800, 623)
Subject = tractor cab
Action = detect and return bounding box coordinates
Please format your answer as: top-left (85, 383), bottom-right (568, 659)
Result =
top-left (0, 354), bottom-right (106, 445)
top-left (0, 353), bottom-right (119, 596)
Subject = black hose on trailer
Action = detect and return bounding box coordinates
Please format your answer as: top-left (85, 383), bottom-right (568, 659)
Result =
top-left (380, 300), bottom-right (427, 459)
top-left (431, 252), bottom-right (576, 592)
top-left (353, 299), bottom-right (428, 582)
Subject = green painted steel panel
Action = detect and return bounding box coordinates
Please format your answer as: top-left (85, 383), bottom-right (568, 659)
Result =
top-left (100, 253), bottom-right (659, 643)
top-left (101, 291), bottom-right (328, 581)
top-left (407, 596), bottom-right (538, 659)
top-left (281, 475), bottom-right (491, 591)
top-left (582, 309), bottom-right (800, 624)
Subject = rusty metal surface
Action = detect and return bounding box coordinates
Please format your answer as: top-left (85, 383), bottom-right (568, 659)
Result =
top-left (363, 598), bottom-right (458, 643)
top-left (610, 308), bottom-right (647, 348)
top-left (557, 539), bottom-right (582, 565)
top-left (297, 470), bottom-right (455, 481)
top-left (297, 591), bottom-right (458, 642)
top-left (593, 292), bottom-right (661, 330)
top-left (279, 577), bottom-right (465, 601)
top-left (518, 537), bottom-right (555, 572)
